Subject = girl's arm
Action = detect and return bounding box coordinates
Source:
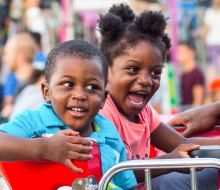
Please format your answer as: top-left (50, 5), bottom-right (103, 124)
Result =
top-left (151, 122), bottom-right (220, 153)
top-left (134, 123), bottom-right (200, 182)
top-left (133, 122), bottom-right (220, 182)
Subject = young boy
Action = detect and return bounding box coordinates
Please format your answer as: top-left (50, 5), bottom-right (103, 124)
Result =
top-left (0, 40), bottom-right (137, 189)
top-left (177, 42), bottom-right (205, 111)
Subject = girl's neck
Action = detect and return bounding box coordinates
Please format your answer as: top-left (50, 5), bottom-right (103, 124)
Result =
top-left (109, 94), bottom-right (139, 123)
top-left (124, 114), bottom-right (139, 123)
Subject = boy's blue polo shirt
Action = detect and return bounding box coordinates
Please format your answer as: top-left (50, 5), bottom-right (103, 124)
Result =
top-left (0, 103), bottom-right (137, 190)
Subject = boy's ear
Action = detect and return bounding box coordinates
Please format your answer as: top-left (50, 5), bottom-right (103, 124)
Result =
top-left (41, 82), bottom-right (51, 102)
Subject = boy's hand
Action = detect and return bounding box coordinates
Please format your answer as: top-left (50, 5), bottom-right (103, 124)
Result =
top-left (56, 129), bottom-right (79, 136)
top-left (43, 132), bottom-right (93, 173)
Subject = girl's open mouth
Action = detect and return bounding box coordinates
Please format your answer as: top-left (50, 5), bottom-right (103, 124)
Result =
top-left (128, 91), bottom-right (147, 106)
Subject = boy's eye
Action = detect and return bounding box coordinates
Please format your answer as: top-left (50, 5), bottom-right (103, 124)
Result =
top-left (86, 84), bottom-right (99, 90)
top-left (62, 82), bottom-right (73, 88)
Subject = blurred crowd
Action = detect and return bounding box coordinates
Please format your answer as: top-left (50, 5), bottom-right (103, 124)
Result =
top-left (0, 0), bottom-right (220, 124)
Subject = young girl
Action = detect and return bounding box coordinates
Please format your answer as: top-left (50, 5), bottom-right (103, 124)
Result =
top-left (98, 4), bottom-right (218, 189)
top-left (0, 40), bottom-right (137, 189)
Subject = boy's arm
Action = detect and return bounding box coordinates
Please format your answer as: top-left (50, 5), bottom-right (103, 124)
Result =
top-left (0, 131), bottom-right (93, 173)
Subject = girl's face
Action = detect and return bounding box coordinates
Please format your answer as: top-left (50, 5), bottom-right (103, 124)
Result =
top-left (108, 41), bottom-right (163, 120)
top-left (42, 56), bottom-right (106, 136)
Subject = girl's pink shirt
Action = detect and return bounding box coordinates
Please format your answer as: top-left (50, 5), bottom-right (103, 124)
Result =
top-left (99, 95), bottom-right (161, 160)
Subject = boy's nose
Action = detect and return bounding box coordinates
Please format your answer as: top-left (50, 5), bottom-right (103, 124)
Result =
top-left (71, 87), bottom-right (86, 100)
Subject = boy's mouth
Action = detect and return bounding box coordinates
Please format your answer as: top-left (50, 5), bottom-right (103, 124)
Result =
top-left (71, 107), bottom-right (86, 112)
top-left (67, 106), bottom-right (88, 118)
top-left (128, 91), bottom-right (147, 106)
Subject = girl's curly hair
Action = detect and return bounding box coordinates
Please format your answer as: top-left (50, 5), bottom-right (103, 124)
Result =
top-left (98, 3), bottom-right (171, 65)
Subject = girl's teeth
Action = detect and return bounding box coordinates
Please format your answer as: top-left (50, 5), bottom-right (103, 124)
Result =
top-left (137, 91), bottom-right (145, 95)
top-left (131, 100), bottom-right (143, 105)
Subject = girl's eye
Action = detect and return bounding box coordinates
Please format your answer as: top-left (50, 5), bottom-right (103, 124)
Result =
top-left (150, 69), bottom-right (162, 78)
top-left (62, 82), bottom-right (73, 88)
top-left (127, 67), bottom-right (139, 73)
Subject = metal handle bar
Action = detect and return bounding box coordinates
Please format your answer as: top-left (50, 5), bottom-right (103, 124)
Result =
top-left (98, 158), bottom-right (220, 190)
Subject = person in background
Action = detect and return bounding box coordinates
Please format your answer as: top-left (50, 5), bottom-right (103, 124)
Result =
top-left (9, 60), bottom-right (45, 120)
top-left (22, 0), bottom-right (60, 54)
top-left (197, 0), bottom-right (220, 86)
top-left (177, 42), bottom-right (205, 111)
top-left (28, 31), bottom-right (47, 67)
top-left (209, 78), bottom-right (220, 103)
top-left (168, 101), bottom-right (220, 137)
top-left (22, 0), bottom-right (48, 52)
top-left (0, 48), bottom-right (3, 110)
top-left (98, 3), bottom-right (218, 189)
top-left (1, 32), bottom-right (37, 121)
top-left (203, 0), bottom-right (220, 67)
top-left (6, 31), bottom-right (48, 120)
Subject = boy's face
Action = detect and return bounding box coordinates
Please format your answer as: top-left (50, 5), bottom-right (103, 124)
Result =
top-left (107, 41), bottom-right (163, 120)
top-left (177, 44), bottom-right (194, 65)
top-left (42, 56), bottom-right (106, 136)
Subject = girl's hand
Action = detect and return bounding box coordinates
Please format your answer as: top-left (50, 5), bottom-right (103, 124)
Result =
top-left (43, 132), bottom-right (93, 173)
top-left (168, 143), bottom-right (200, 159)
top-left (165, 144), bottom-right (200, 173)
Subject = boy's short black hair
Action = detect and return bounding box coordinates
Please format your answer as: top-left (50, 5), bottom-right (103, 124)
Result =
top-left (45, 40), bottom-right (108, 84)
top-left (98, 3), bottom-right (171, 65)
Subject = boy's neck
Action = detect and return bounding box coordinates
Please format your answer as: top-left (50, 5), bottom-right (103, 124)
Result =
top-left (183, 60), bottom-right (196, 72)
top-left (79, 122), bottom-right (95, 137)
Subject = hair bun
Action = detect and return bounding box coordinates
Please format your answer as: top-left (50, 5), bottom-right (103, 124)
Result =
top-left (109, 3), bottom-right (135, 22)
top-left (135, 11), bottom-right (167, 37)
top-left (98, 13), bottom-right (122, 40)
top-left (162, 34), bottom-right (171, 50)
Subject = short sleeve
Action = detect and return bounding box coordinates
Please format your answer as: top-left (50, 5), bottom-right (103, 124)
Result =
top-left (141, 104), bottom-right (161, 133)
top-left (193, 69), bottom-right (205, 86)
top-left (0, 111), bottom-right (36, 138)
